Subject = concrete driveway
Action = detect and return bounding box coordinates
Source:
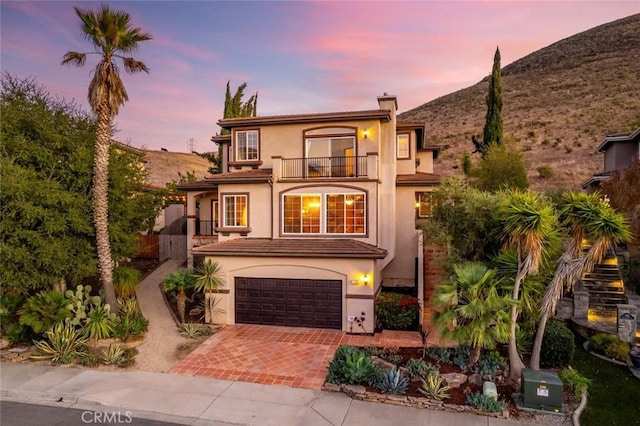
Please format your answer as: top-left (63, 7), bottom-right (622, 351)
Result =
top-left (170, 324), bottom-right (423, 389)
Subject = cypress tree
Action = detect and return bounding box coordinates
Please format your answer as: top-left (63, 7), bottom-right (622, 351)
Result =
top-left (213, 81), bottom-right (258, 173)
top-left (473, 47), bottom-right (504, 157)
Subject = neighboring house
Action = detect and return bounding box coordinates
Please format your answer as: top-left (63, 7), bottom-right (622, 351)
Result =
top-left (178, 95), bottom-right (440, 333)
top-left (581, 127), bottom-right (640, 190)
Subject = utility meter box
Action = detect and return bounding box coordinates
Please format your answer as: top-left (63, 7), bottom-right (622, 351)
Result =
top-left (521, 368), bottom-right (563, 412)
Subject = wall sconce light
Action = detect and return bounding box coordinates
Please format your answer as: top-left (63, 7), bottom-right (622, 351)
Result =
top-left (361, 274), bottom-right (371, 285)
top-left (415, 201), bottom-right (421, 208)
top-left (362, 129), bottom-right (369, 139)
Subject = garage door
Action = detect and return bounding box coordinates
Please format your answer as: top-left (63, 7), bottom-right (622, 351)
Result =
top-left (235, 277), bottom-right (342, 329)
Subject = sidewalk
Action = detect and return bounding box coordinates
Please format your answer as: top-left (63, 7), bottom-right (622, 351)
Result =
top-left (0, 363), bottom-right (542, 425)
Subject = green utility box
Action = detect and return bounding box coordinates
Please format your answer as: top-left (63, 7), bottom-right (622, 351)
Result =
top-left (521, 368), bottom-right (563, 412)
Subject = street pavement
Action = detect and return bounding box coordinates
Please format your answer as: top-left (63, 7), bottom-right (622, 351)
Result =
top-left (0, 362), bottom-right (545, 425)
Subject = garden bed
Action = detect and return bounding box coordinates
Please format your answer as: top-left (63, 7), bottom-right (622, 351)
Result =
top-left (324, 345), bottom-right (578, 422)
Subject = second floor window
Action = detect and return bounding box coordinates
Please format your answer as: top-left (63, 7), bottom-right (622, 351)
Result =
top-left (235, 130), bottom-right (259, 161)
top-left (223, 194), bottom-right (247, 227)
top-left (326, 193), bottom-right (366, 234)
top-left (397, 133), bottom-right (410, 159)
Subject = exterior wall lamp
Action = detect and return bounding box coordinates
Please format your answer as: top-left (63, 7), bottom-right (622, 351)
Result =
top-left (362, 129), bottom-right (370, 139)
top-left (361, 274), bottom-right (371, 285)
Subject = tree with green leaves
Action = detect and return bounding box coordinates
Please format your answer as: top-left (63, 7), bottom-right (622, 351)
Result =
top-left (529, 192), bottom-right (630, 370)
top-left (1, 74), bottom-right (163, 297)
top-left (497, 191), bottom-right (558, 384)
top-left (62, 5), bottom-right (152, 311)
top-left (432, 262), bottom-right (514, 367)
top-left (472, 47), bottom-right (503, 157)
top-left (472, 141), bottom-right (528, 192)
top-left (211, 81), bottom-right (258, 173)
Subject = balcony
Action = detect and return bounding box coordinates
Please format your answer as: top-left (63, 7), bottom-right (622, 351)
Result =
top-left (195, 219), bottom-right (217, 236)
top-left (281, 156), bottom-right (369, 179)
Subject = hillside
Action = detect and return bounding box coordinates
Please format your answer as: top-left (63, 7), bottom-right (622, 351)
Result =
top-left (399, 14), bottom-right (640, 190)
top-left (143, 150), bottom-right (211, 188)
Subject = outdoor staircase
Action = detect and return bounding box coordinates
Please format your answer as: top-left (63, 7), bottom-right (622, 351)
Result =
top-left (581, 253), bottom-right (627, 318)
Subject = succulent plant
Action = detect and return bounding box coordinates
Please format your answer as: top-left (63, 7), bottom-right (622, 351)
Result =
top-left (375, 367), bottom-right (409, 395)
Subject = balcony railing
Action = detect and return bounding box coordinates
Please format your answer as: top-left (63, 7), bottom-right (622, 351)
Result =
top-left (195, 220), bottom-right (217, 236)
top-left (281, 156), bottom-right (368, 179)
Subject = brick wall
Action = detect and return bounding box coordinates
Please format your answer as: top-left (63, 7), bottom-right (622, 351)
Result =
top-left (423, 244), bottom-right (448, 329)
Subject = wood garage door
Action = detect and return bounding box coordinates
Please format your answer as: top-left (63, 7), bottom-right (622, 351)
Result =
top-left (235, 277), bottom-right (342, 329)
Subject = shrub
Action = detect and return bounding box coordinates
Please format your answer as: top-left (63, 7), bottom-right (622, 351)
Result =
top-left (540, 320), bottom-right (575, 368)
top-left (418, 374), bottom-right (450, 400)
top-left (588, 333), bottom-right (629, 361)
top-left (466, 392), bottom-right (508, 412)
top-left (375, 367), bottom-right (409, 395)
top-left (79, 351), bottom-right (101, 367)
top-left (118, 347), bottom-right (138, 368)
top-left (405, 358), bottom-right (438, 380)
top-left (112, 298), bottom-right (148, 340)
top-left (379, 346), bottom-right (402, 364)
top-left (31, 320), bottom-right (88, 364)
top-left (560, 367), bottom-right (591, 398)
top-left (604, 340), bottom-right (630, 362)
top-left (425, 346), bottom-right (451, 364)
top-left (537, 165), bottom-right (554, 179)
top-left (18, 291), bottom-right (72, 335)
top-left (375, 293), bottom-right (419, 330)
top-left (476, 351), bottom-right (506, 378)
top-left (113, 267), bottom-right (141, 299)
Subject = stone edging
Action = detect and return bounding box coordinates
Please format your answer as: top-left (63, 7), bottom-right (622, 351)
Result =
top-left (322, 383), bottom-right (510, 419)
top-left (572, 392), bottom-right (588, 426)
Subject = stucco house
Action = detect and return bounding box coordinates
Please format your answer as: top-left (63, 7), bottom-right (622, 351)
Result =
top-left (178, 95), bottom-right (440, 333)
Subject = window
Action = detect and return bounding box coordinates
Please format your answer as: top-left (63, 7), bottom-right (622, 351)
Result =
top-left (304, 127), bottom-right (356, 177)
top-left (397, 133), bottom-right (410, 159)
top-left (282, 191), bottom-right (366, 235)
top-left (326, 194), bottom-right (366, 234)
top-left (416, 192), bottom-right (433, 218)
top-left (283, 194), bottom-right (321, 234)
top-left (223, 194), bottom-right (247, 227)
top-left (235, 130), bottom-right (259, 161)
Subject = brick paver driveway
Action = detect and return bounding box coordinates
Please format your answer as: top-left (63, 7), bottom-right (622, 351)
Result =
top-left (170, 324), bottom-right (423, 389)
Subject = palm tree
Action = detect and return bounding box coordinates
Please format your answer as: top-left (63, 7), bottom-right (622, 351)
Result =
top-left (432, 262), bottom-right (514, 367)
top-left (530, 192), bottom-right (631, 369)
top-left (498, 191), bottom-right (557, 384)
top-left (194, 260), bottom-right (225, 324)
top-left (62, 5), bottom-right (152, 312)
top-left (162, 270), bottom-right (196, 323)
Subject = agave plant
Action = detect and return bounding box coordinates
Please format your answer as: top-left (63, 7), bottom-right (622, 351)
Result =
top-left (376, 367), bottom-right (409, 395)
top-left (31, 320), bottom-right (88, 364)
top-left (342, 351), bottom-right (375, 385)
top-left (180, 323), bottom-right (203, 339)
top-left (405, 358), bottom-right (438, 381)
top-left (418, 374), bottom-right (451, 400)
top-left (83, 304), bottom-right (116, 343)
top-left (101, 343), bottom-right (125, 365)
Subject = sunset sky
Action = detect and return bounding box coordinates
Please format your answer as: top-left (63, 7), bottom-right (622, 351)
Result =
top-left (2, 1), bottom-right (638, 153)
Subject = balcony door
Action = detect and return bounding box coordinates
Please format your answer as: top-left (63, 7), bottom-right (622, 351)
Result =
top-left (304, 127), bottom-right (356, 177)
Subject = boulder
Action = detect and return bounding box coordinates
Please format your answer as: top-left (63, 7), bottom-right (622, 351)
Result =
top-left (441, 372), bottom-right (467, 388)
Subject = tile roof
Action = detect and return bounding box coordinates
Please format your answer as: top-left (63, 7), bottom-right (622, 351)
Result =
top-left (177, 169), bottom-right (272, 190)
top-left (193, 238), bottom-right (388, 259)
top-left (218, 110), bottom-right (392, 128)
top-left (396, 172), bottom-right (440, 186)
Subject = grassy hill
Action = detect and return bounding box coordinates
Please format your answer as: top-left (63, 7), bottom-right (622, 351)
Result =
top-left (399, 14), bottom-right (640, 190)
